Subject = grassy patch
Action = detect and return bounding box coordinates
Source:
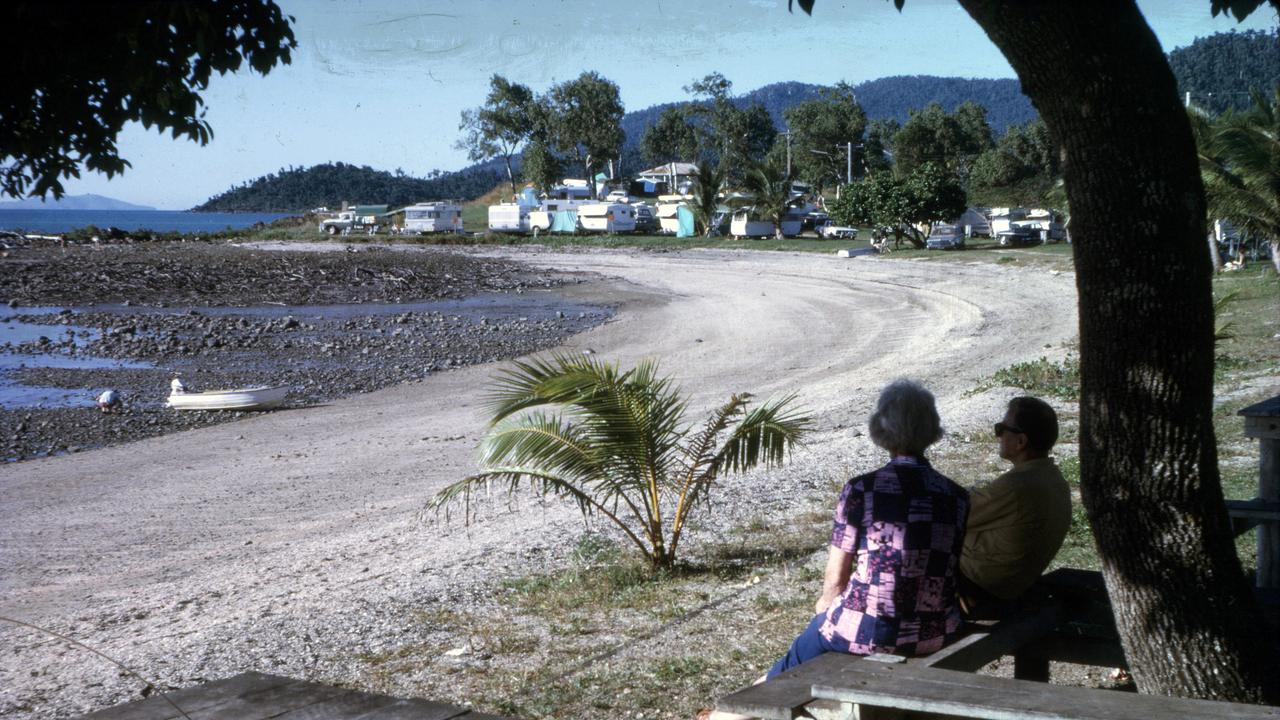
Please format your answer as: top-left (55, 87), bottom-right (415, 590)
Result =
top-left (394, 514), bottom-right (830, 718)
top-left (874, 239), bottom-right (1075, 269)
top-left (973, 356), bottom-right (1080, 401)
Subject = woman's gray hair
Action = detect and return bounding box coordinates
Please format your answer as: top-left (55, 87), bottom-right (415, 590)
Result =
top-left (868, 379), bottom-right (943, 455)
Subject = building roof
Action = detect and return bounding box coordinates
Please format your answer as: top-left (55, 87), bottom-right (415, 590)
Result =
top-left (637, 162), bottom-right (700, 177)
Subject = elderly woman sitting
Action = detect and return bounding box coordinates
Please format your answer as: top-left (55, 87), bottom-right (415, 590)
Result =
top-left (768, 378), bottom-right (969, 676)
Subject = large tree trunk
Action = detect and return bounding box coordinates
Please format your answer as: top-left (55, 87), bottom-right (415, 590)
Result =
top-left (957, 0), bottom-right (1279, 703)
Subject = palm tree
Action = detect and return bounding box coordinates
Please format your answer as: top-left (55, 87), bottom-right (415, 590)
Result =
top-left (1197, 89), bottom-right (1280, 273)
top-left (427, 354), bottom-right (810, 568)
top-left (741, 159), bottom-right (794, 240)
top-left (688, 162), bottom-right (726, 237)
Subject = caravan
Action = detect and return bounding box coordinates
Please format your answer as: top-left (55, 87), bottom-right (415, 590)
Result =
top-left (578, 203), bottom-right (637, 233)
top-left (403, 202), bottom-right (463, 234)
top-left (730, 209), bottom-right (802, 239)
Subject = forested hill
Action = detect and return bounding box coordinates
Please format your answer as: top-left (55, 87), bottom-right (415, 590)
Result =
top-left (197, 31), bottom-right (1272, 212)
top-left (193, 162), bottom-right (502, 212)
top-left (618, 76), bottom-right (1037, 160)
top-left (199, 76), bottom-right (1036, 211)
top-left (1169, 29), bottom-right (1279, 115)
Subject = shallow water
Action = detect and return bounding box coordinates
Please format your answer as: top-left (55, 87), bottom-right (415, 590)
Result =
top-left (0, 290), bottom-right (611, 409)
top-left (79, 290), bottom-right (606, 322)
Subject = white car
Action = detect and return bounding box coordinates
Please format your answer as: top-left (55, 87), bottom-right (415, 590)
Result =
top-left (819, 224), bottom-right (859, 239)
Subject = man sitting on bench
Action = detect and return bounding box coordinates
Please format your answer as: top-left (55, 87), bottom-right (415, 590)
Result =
top-left (958, 396), bottom-right (1073, 618)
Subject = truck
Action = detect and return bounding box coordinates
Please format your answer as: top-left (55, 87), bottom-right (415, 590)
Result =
top-left (318, 205), bottom-right (387, 235)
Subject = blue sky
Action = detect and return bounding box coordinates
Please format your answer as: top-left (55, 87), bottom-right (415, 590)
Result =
top-left (56, 0), bottom-right (1278, 209)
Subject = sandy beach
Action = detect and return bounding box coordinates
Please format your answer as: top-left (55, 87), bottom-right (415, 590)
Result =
top-left (0, 244), bottom-right (1079, 718)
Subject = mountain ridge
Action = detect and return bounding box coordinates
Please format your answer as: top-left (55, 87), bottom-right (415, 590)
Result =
top-left (0, 193), bottom-right (155, 211)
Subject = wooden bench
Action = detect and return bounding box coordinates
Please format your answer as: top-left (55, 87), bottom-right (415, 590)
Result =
top-left (716, 569), bottom-right (1120, 720)
top-left (76, 671), bottom-right (514, 720)
top-left (805, 651), bottom-right (1280, 720)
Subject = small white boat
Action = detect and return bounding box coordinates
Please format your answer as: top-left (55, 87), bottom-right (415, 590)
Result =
top-left (167, 385), bottom-right (288, 411)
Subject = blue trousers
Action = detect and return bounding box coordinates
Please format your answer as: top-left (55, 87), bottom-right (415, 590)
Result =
top-left (767, 613), bottom-right (840, 679)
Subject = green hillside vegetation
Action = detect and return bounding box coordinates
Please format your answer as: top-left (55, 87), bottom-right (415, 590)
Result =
top-left (1170, 29), bottom-right (1279, 116)
top-left (198, 33), bottom-right (1269, 213)
top-left (193, 162), bottom-right (503, 212)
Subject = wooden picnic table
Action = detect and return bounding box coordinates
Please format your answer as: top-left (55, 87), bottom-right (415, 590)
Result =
top-left (805, 651), bottom-right (1280, 720)
top-left (717, 567), bottom-right (1277, 719)
top-left (76, 671), bottom-right (514, 720)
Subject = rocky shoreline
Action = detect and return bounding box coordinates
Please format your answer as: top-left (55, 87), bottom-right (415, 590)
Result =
top-left (1, 240), bottom-right (611, 462)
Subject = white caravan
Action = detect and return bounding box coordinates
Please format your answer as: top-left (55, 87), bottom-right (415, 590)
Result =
top-left (578, 202), bottom-right (637, 233)
top-left (730, 209), bottom-right (802, 239)
top-left (1019, 208), bottom-right (1067, 242)
top-left (654, 195), bottom-right (689, 234)
top-left (488, 203), bottom-right (532, 233)
top-left (403, 202), bottom-right (463, 233)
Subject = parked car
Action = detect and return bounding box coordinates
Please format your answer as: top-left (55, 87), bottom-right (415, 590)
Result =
top-left (926, 224), bottom-right (966, 250)
top-left (804, 211), bottom-right (829, 233)
top-left (632, 203), bottom-right (658, 233)
top-left (996, 226), bottom-right (1041, 247)
top-left (819, 224), bottom-right (859, 240)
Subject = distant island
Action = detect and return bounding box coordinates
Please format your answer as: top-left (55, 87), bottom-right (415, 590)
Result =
top-left (0, 193), bottom-right (156, 211)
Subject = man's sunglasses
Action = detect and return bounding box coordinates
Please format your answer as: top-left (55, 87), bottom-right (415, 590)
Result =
top-left (994, 422), bottom-right (1025, 437)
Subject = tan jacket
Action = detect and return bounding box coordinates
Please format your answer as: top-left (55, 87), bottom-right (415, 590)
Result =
top-left (960, 458), bottom-right (1072, 600)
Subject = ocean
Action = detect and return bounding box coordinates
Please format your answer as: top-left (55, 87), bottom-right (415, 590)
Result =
top-left (0, 209), bottom-right (293, 234)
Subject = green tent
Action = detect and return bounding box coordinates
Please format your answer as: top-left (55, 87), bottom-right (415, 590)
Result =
top-left (676, 205), bottom-right (696, 238)
top-left (550, 211), bottom-right (579, 233)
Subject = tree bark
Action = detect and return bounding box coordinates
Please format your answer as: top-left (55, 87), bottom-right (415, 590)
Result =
top-left (957, 0), bottom-right (1279, 703)
top-left (1208, 233), bottom-right (1224, 273)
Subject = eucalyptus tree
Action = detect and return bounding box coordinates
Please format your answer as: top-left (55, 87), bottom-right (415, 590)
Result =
top-left (545, 71), bottom-right (625, 198)
top-left (684, 72), bottom-right (777, 175)
top-left (892, 101), bottom-right (994, 181)
top-left (796, 0), bottom-right (1280, 702)
top-left (968, 119), bottom-right (1061, 207)
top-left (455, 75), bottom-right (535, 196)
top-left (1, 0), bottom-right (296, 199)
top-left (784, 83), bottom-right (869, 192)
top-left (520, 139), bottom-right (561, 196)
top-left (863, 119), bottom-right (899, 174)
top-left (640, 106), bottom-right (701, 167)
top-left (429, 354), bottom-right (809, 569)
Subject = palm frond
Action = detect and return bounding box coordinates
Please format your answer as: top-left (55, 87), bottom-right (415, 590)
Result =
top-left (1200, 88), bottom-right (1280, 243)
top-left (427, 466), bottom-right (652, 557)
top-left (483, 353), bottom-right (621, 424)
top-left (711, 394), bottom-right (812, 476)
top-left (479, 411), bottom-right (601, 482)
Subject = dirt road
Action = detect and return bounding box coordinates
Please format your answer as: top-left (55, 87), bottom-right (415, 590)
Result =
top-left (0, 246), bottom-right (1078, 718)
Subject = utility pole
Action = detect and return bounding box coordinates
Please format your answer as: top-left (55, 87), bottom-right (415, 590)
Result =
top-left (779, 130), bottom-right (793, 177)
top-left (846, 141), bottom-right (853, 185)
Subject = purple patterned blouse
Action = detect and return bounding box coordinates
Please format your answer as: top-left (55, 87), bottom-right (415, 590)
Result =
top-left (819, 455), bottom-right (969, 656)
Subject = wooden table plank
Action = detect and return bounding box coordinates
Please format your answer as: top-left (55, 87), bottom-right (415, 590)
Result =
top-left (924, 600), bottom-right (1064, 672)
top-left (714, 653), bottom-right (908, 719)
top-left (809, 656), bottom-right (1280, 720)
top-left (178, 677), bottom-right (350, 719)
top-left (74, 672), bottom-right (507, 720)
top-left (78, 672), bottom-right (294, 720)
